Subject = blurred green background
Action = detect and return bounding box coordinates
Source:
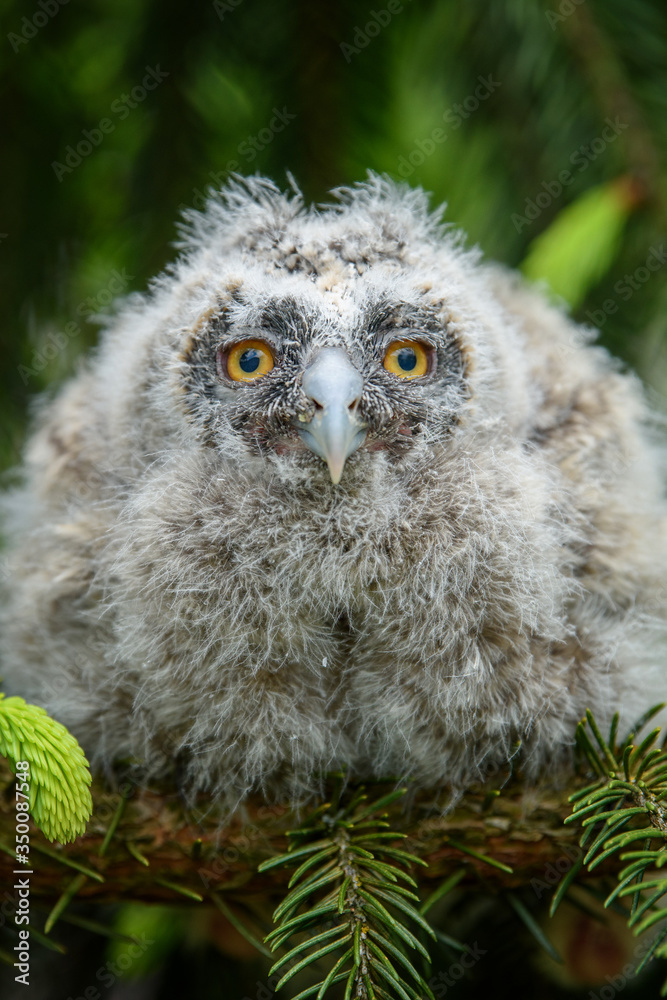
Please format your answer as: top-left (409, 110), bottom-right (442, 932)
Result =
top-left (2, 0), bottom-right (667, 474)
top-left (3, 1), bottom-right (667, 996)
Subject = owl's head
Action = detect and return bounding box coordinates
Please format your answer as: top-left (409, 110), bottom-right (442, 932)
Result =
top-left (102, 175), bottom-right (532, 489)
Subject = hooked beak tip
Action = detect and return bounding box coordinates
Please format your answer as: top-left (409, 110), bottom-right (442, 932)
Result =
top-left (297, 347), bottom-right (367, 485)
top-left (327, 457), bottom-right (346, 486)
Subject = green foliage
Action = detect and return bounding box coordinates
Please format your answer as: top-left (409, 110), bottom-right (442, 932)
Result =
top-left (520, 179), bottom-right (635, 308)
top-left (557, 705), bottom-right (667, 992)
top-left (3, 0), bottom-right (667, 476)
top-left (0, 693), bottom-right (92, 844)
top-left (106, 904), bottom-right (186, 980)
top-left (258, 786), bottom-right (436, 1000)
top-left (507, 893), bottom-right (562, 965)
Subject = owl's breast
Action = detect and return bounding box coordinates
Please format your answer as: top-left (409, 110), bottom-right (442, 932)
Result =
top-left (104, 438), bottom-right (574, 704)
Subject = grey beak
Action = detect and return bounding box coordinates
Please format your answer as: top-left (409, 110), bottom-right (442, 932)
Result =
top-left (298, 348), bottom-right (367, 484)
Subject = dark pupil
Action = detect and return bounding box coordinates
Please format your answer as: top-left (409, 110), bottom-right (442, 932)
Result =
top-left (397, 347), bottom-right (417, 371)
top-left (239, 349), bottom-right (261, 373)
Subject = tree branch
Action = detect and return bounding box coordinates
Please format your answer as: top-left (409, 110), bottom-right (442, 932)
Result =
top-left (0, 762), bottom-right (593, 906)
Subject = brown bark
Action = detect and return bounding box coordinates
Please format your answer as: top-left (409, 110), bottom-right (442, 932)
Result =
top-left (0, 761), bottom-right (592, 906)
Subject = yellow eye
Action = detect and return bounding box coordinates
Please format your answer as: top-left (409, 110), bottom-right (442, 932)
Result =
top-left (382, 340), bottom-right (430, 379)
top-left (226, 339), bottom-right (275, 381)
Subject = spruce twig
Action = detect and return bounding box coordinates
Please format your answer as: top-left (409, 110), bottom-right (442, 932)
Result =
top-left (557, 704), bottom-right (667, 990)
top-left (259, 786), bottom-right (436, 1000)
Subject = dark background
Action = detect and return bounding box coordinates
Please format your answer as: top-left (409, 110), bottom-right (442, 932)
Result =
top-left (2, 0), bottom-right (667, 997)
top-left (2, 0), bottom-right (667, 471)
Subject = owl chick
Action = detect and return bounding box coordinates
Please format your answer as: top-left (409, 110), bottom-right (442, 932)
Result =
top-left (2, 174), bottom-right (666, 809)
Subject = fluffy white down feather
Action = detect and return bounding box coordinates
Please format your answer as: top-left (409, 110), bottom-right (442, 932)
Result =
top-left (2, 174), bottom-right (666, 809)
